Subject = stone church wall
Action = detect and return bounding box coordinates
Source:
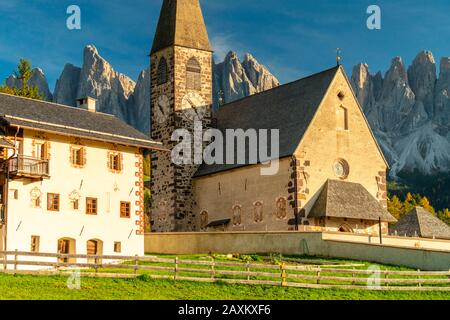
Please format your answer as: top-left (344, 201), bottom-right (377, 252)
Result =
top-left (193, 157), bottom-right (294, 231)
top-left (294, 69), bottom-right (388, 222)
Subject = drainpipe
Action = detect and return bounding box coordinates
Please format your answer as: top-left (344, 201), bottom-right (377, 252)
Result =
top-left (2, 127), bottom-right (20, 265)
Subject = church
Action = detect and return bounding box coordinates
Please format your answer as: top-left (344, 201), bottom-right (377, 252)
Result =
top-left (150, 0), bottom-right (397, 234)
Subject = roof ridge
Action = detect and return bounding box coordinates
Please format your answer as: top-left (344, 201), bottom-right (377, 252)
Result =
top-left (0, 92), bottom-right (115, 117)
top-left (216, 66), bottom-right (340, 112)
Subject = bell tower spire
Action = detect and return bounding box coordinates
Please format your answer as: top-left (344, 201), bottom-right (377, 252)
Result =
top-left (150, 0), bottom-right (213, 232)
top-left (151, 0), bottom-right (212, 55)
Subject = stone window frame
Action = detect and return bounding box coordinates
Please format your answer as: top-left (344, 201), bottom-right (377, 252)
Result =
top-left (186, 57), bottom-right (202, 91)
top-left (333, 158), bottom-right (350, 180)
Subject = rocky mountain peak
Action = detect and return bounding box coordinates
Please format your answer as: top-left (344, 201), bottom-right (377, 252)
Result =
top-left (407, 51), bottom-right (436, 116)
top-left (213, 51), bottom-right (279, 107)
top-left (5, 68), bottom-right (53, 101)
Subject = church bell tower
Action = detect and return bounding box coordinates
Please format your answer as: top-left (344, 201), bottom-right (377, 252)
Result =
top-left (150, 0), bottom-right (213, 232)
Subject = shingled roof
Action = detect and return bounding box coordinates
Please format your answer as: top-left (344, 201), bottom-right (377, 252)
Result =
top-left (0, 93), bottom-right (163, 150)
top-left (151, 0), bottom-right (212, 54)
top-left (308, 179), bottom-right (397, 223)
top-left (390, 207), bottom-right (450, 240)
top-left (194, 66), bottom-right (340, 177)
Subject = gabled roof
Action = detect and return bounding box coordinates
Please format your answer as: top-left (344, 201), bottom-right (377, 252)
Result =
top-left (194, 66), bottom-right (340, 177)
top-left (0, 93), bottom-right (163, 150)
top-left (390, 207), bottom-right (450, 240)
top-left (151, 0), bottom-right (212, 54)
top-left (309, 179), bottom-right (397, 223)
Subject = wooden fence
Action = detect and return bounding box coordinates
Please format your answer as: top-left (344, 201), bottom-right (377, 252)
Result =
top-left (1, 250), bottom-right (450, 291)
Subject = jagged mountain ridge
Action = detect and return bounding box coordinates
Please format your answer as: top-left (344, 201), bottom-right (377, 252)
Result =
top-left (9, 45), bottom-right (279, 136)
top-left (350, 51), bottom-right (450, 177)
top-left (6, 45), bottom-right (450, 180)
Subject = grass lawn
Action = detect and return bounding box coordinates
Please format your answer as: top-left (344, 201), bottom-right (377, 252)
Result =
top-left (0, 273), bottom-right (448, 300)
top-left (1, 254), bottom-right (448, 300)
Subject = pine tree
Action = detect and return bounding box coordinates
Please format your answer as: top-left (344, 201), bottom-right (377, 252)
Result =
top-left (0, 59), bottom-right (44, 100)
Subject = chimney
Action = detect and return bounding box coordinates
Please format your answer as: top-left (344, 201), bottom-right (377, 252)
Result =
top-left (76, 97), bottom-right (97, 112)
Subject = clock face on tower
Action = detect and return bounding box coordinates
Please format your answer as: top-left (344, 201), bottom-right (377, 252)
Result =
top-left (181, 92), bottom-right (207, 122)
top-left (155, 94), bottom-right (170, 124)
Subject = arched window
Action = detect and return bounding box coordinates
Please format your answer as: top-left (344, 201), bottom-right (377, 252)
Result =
top-left (337, 105), bottom-right (349, 130)
top-left (157, 57), bottom-right (168, 85)
top-left (186, 57), bottom-right (201, 91)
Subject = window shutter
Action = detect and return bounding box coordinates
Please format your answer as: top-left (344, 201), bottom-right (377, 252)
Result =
top-left (69, 146), bottom-right (74, 164)
top-left (45, 142), bottom-right (51, 160)
top-left (82, 147), bottom-right (87, 166)
top-left (107, 152), bottom-right (111, 170)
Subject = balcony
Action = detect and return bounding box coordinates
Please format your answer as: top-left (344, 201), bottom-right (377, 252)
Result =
top-left (7, 156), bottom-right (50, 179)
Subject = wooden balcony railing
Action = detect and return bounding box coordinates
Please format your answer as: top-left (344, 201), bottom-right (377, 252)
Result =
top-left (7, 155), bottom-right (50, 178)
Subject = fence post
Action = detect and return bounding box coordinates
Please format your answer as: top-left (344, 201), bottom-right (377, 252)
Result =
top-left (417, 269), bottom-right (421, 288)
top-left (280, 263), bottom-right (287, 287)
top-left (13, 249), bottom-right (18, 275)
top-left (94, 256), bottom-right (99, 275)
top-left (174, 257), bottom-right (178, 281)
top-left (211, 257), bottom-right (215, 281)
top-left (134, 255), bottom-right (139, 276)
top-left (352, 268), bottom-right (355, 285)
top-left (246, 262), bottom-right (250, 281)
top-left (316, 267), bottom-right (321, 285)
top-left (385, 271), bottom-right (389, 288)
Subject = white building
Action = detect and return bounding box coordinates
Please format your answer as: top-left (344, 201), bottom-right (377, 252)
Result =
top-left (0, 93), bottom-right (162, 266)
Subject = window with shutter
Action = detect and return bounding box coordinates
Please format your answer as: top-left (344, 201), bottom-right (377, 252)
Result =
top-left (86, 197), bottom-right (98, 215)
top-left (186, 57), bottom-right (201, 91)
top-left (47, 193), bottom-right (60, 211)
top-left (120, 201), bottom-right (131, 218)
top-left (157, 57), bottom-right (168, 85)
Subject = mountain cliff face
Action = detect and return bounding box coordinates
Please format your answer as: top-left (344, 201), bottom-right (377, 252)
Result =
top-left (53, 45), bottom-right (137, 126)
top-left (350, 51), bottom-right (450, 177)
top-left (6, 68), bottom-right (53, 101)
top-left (7, 45), bottom-right (279, 136)
top-left (213, 51), bottom-right (280, 107)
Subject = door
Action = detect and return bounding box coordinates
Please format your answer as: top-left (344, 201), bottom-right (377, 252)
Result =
top-left (58, 239), bottom-right (70, 263)
top-left (87, 240), bottom-right (101, 264)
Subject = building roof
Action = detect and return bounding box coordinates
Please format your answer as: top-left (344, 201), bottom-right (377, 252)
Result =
top-left (151, 0), bottom-right (212, 54)
top-left (206, 219), bottom-right (231, 228)
top-left (390, 207), bottom-right (450, 240)
top-left (194, 66), bottom-right (340, 177)
top-left (0, 93), bottom-right (163, 150)
top-left (0, 136), bottom-right (15, 149)
top-left (308, 179), bottom-right (397, 223)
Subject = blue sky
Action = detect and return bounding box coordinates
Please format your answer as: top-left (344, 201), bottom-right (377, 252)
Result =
top-left (1, 0), bottom-right (450, 90)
